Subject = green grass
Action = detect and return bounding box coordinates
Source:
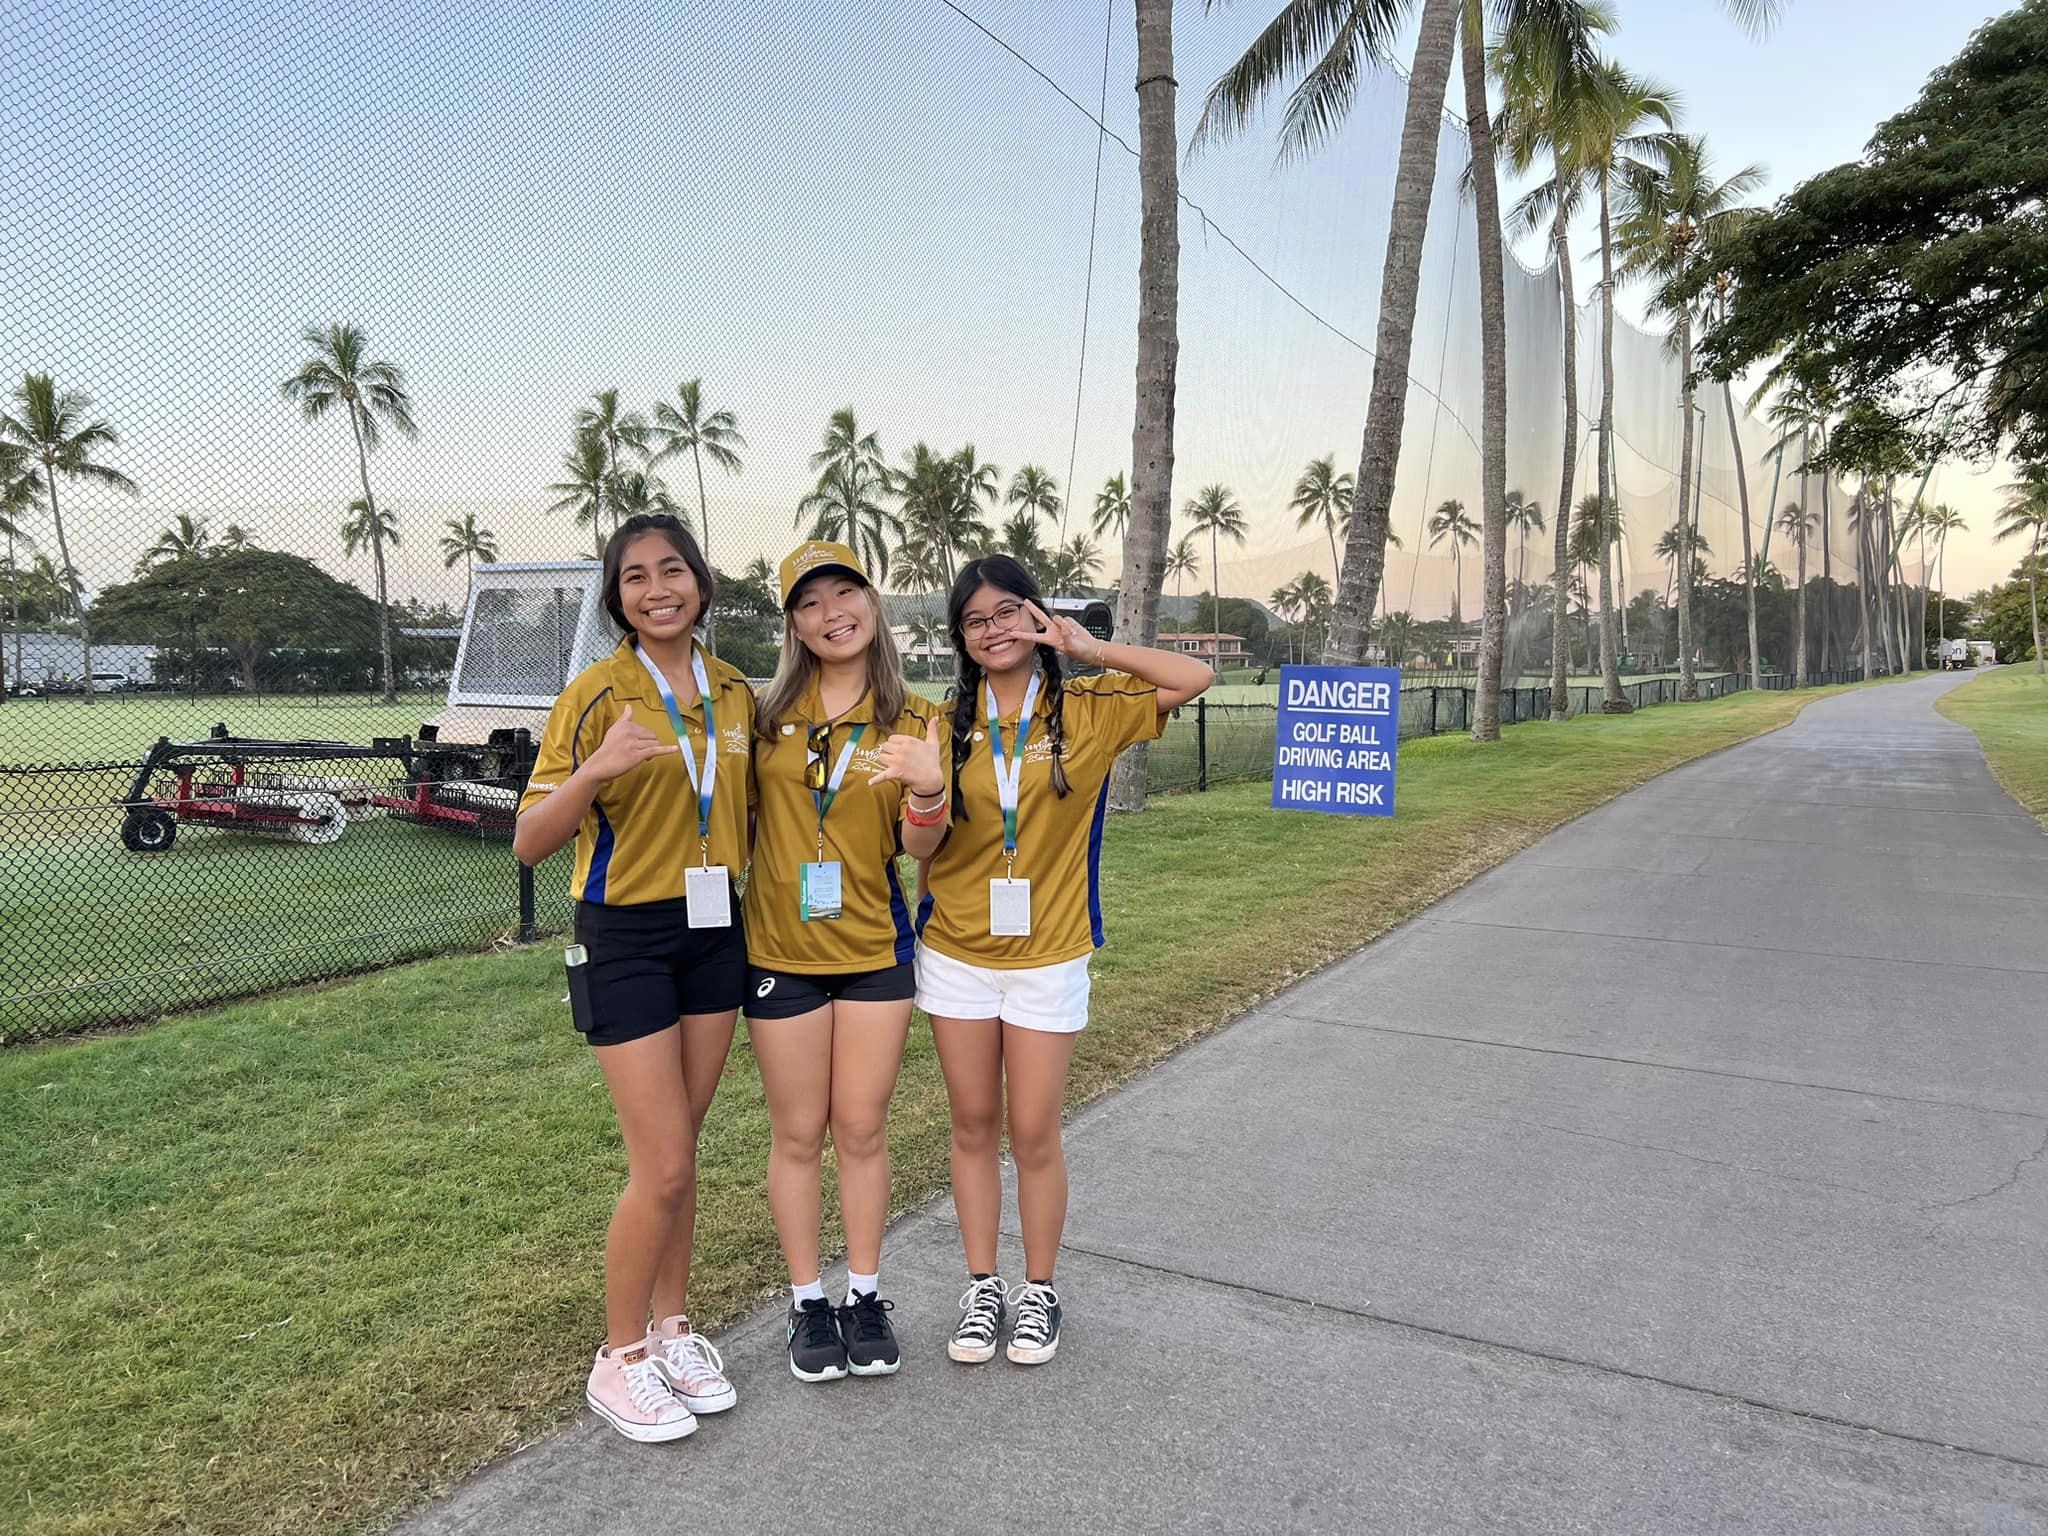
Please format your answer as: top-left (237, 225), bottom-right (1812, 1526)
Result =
top-left (1, 694), bottom-right (445, 766)
top-left (0, 679), bottom-right (1880, 1536)
top-left (1938, 666), bottom-right (2048, 828)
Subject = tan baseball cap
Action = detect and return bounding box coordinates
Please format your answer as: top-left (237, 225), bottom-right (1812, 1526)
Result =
top-left (778, 539), bottom-right (870, 608)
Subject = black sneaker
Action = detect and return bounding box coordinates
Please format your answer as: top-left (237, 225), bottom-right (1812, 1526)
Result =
top-left (948, 1274), bottom-right (1007, 1364)
top-left (1006, 1281), bottom-right (1062, 1365)
top-left (787, 1297), bottom-right (848, 1382)
top-left (837, 1291), bottom-right (901, 1376)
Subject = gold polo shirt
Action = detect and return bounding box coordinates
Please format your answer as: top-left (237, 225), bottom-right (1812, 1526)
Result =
top-left (517, 638), bottom-right (756, 905)
top-left (745, 680), bottom-right (937, 973)
top-left (918, 671), bottom-right (1166, 969)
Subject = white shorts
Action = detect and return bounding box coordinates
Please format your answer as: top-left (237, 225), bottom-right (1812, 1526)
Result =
top-left (914, 945), bottom-right (1093, 1034)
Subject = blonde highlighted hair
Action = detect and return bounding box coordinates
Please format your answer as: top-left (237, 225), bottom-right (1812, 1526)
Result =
top-left (754, 582), bottom-right (912, 736)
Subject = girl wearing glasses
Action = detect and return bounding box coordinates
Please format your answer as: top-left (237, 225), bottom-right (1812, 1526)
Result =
top-left (745, 540), bottom-right (949, 1383)
top-left (919, 555), bottom-right (1211, 1366)
top-left (514, 513), bottom-right (750, 1443)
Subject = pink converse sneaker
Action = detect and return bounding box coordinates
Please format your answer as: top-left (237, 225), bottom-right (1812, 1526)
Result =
top-left (652, 1315), bottom-right (738, 1414)
top-left (587, 1339), bottom-right (697, 1443)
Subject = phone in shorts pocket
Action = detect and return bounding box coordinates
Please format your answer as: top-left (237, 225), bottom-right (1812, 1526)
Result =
top-left (564, 943), bottom-right (597, 1033)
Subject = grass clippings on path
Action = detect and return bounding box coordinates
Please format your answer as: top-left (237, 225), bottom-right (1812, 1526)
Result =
top-left (2, 681), bottom-right (1869, 1536)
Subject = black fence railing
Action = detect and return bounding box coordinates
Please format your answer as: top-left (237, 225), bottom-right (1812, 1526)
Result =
top-left (0, 664), bottom-right (1871, 1045)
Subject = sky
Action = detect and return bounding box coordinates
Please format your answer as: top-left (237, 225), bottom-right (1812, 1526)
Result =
top-left (0, 0), bottom-right (2022, 624)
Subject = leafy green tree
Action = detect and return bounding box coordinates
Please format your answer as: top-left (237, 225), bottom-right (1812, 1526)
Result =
top-left (1703, 2), bottom-right (2048, 463)
top-left (280, 324), bottom-right (415, 700)
top-left (1427, 498), bottom-right (1479, 626)
top-left (648, 379), bottom-right (745, 571)
top-left (1994, 463), bottom-right (2048, 674)
top-left (0, 374), bottom-right (140, 701)
top-left (95, 545), bottom-right (380, 692)
top-left (1184, 484), bottom-right (1246, 645)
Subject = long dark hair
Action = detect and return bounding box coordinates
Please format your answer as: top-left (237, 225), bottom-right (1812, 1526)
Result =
top-left (601, 513), bottom-right (716, 643)
top-left (945, 555), bottom-right (1069, 817)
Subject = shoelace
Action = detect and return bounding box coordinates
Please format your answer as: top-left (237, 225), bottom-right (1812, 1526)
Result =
top-left (1009, 1281), bottom-right (1060, 1346)
top-left (621, 1357), bottom-right (675, 1415)
top-left (842, 1294), bottom-right (894, 1345)
top-left (796, 1299), bottom-right (840, 1351)
top-left (668, 1330), bottom-right (727, 1387)
top-left (955, 1277), bottom-right (1005, 1344)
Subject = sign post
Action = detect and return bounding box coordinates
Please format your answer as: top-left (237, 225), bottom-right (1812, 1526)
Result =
top-left (1270, 665), bottom-right (1401, 818)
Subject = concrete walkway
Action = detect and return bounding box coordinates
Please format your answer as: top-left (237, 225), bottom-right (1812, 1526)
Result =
top-left (409, 672), bottom-right (2048, 1535)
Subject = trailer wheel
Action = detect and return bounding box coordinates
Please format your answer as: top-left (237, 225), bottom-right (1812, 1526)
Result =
top-left (121, 808), bottom-right (178, 853)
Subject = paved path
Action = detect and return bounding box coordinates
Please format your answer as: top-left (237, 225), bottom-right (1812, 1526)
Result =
top-left (409, 672), bottom-right (2048, 1535)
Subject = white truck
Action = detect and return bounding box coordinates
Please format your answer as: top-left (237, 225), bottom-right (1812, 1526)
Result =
top-left (1939, 638), bottom-right (1973, 669)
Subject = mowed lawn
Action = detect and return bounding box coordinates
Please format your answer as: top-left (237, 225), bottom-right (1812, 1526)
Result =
top-left (1, 694), bottom-right (447, 767)
top-left (0, 680), bottom-right (1880, 1536)
top-left (1938, 665), bottom-right (2048, 827)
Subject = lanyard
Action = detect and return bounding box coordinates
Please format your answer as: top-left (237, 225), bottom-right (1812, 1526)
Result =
top-left (984, 672), bottom-right (1042, 874)
top-left (812, 721), bottom-right (868, 860)
top-left (636, 643), bottom-right (717, 863)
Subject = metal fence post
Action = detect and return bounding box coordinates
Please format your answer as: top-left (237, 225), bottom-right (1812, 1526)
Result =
top-left (518, 861), bottom-right (537, 943)
top-left (1197, 697), bottom-right (1209, 792)
top-left (1428, 688), bottom-right (1438, 736)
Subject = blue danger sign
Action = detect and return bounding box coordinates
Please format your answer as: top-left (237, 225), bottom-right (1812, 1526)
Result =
top-left (1271, 665), bottom-right (1401, 817)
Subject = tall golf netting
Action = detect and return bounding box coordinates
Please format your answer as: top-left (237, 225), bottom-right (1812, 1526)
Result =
top-left (1, 0), bottom-right (1872, 1039)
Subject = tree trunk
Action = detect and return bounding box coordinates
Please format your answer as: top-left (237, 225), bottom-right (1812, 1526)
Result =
top-left (1461, 0), bottom-right (1507, 741)
top-left (1675, 312), bottom-right (1698, 701)
top-left (1324, 0), bottom-right (1462, 664)
top-left (43, 471), bottom-right (95, 704)
top-left (1724, 381), bottom-right (1759, 692)
top-left (1792, 523), bottom-right (1808, 687)
top-left (1210, 526), bottom-right (1221, 644)
top-left (1818, 461), bottom-right (1834, 671)
top-left (1595, 174), bottom-right (1628, 710)
top-left (3, 528), bottom-right (17, 700)
top-left (2029, 530), bottom-right (2045, 675)
top-left (1853, 489), bottom-right (1873, 679)
top-left (1109, 0), bottom-right (1178, 813)
top-left (348, 403), bottom-right (397, 702)
top-left (691, 440), bottom-right (718, 647)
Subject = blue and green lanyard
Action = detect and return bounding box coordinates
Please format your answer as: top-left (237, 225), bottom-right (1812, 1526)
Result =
top-left (984, 672), bottom-right (1042, 877)
top-left (812, 722), bottom-right (867, 861)
top-left (636, 644), bottom-right (717, 866)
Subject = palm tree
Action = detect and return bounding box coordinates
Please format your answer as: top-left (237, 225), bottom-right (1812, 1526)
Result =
top-left (895, 442), bottom-right (991, 573)
top-left (1271, 575), bottom-right (1307, 663)
top-left (219, 523), bottom-right (251, 551)
top-left (1777, 501), bottom-right (1815, 686)
top-left (1093, 473), bottom-right (1132, 539)
top-left (280, 324), bottom-right (416, 700)
top-left (1047, 532), bottom-right (1103, 594)
top-left (892, 536), bottom-right (952, 597)
top-left (1504, 490), bottom-right (1545, 595)
top-left (439, 512), bottom-right (500, 595)
top-left (648, 379), bottom-right (745, 577)
top-left (1291, 454), bottom-right (1355, 582)
top-left (1164, 531), bottom-right (1200, 626)
top-left (547, 430), bottom-right (612, 558)
top-left (1, 452), bottom-right (34, 696)
top-left (141, 513), bottom-right (211, 571)
top-left (998, 511), bottom-right (1048, 583)
top-left (907, 611), bottom-right (949, 679)
top-left (1, 375), bottom-right (139, 701)
top-left (1007, 464), bottom-right (1063, 530)
top-left (1296, 570), bottom-right (1334, 657)
top-left (812, 407), bottom-right (885, 484)
top-left (1922, 503), bottom-right (1967, 651)
top-left (1427, 499), bottom-right (1480, 628)
top-left (952, 445), bottom-right (1002, 517)
top-left (1762, 374), bottom-right (1840, 669)
top-left (1617, 132), bottom-right (1765, 699)
top-left (1185, 485), bottom-right (1247, 650)
top-left (574, 390), bottom-right (648, 534)
top-left (743, 554), bottom-right (776, 590)
top-left (801, 458), bottom-right (903, 584)
top-left (342, 497), bottom-right (402, 684)
top-left (1994, 465), bottom-right (2048, 675)
top-left (1654, 523), bottom-right (1713, 623)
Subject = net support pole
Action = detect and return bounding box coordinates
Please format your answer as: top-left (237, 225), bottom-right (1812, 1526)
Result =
top-left (1197, 698), bottom-right (1209, 793)
top-left (518, 862), bottom-right (537, 944)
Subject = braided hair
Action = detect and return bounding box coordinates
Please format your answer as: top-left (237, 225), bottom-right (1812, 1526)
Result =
top-left (945, 555), bottom-right (1071, 820)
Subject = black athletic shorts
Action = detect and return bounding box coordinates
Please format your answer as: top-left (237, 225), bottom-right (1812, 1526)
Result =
top-left (743, 960), bottom-right (917, 1021)
top-left (568, 895), bottom-right (748, 1047)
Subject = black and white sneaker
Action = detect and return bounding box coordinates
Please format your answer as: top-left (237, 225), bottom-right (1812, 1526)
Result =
top-left (948, 1275), bottom-right (1007, 1364)
top-left (837, 1291), bottom-right (902, 1376)
top-left (1006, 1281), bottom-right (1062, 1365)
top-left (787, 1297), bottom-right (848, 1382)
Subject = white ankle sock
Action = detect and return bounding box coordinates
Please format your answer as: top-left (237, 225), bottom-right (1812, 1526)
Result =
top-left (846, 1270), bottom-right (879, 1303)
top-left (792, 1278), bottom-right (825, 1306)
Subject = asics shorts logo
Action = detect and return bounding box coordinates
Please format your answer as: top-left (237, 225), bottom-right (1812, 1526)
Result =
top-left (755, 977), bottom-right (776, 997)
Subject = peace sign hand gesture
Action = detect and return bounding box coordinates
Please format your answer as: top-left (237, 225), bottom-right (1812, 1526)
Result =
top-left (587, 703), bottom-right (676, 783)
top-left (869, 713), bottom-right (947, 797)
top-left (1019, 600), bottom-right (1106, 665)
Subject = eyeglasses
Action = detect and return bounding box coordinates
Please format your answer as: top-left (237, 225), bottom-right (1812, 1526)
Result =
top-left (960, 600), bottom-right (1027, 639)
top-left (804, 724), bottom-right (832, 790)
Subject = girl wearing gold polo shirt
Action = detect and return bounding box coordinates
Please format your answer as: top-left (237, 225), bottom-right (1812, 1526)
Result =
top-left (918, 554), bottom-right (1211, 1366)
top-left (745, 540), bottom-right (948, 1384)
top-left (514, 513), bottom-right (751, 1444)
